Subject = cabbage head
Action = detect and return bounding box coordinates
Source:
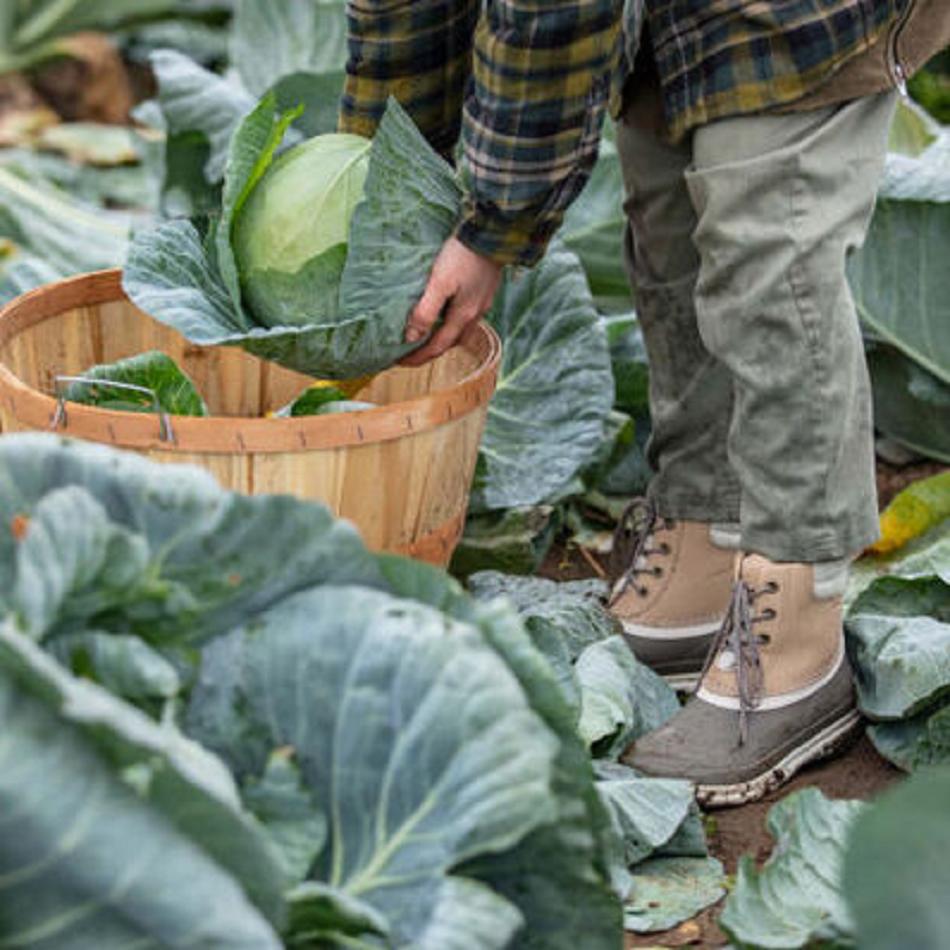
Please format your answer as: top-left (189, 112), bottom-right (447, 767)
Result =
top-left (124, 95), bottom-right (462, 379)
top-left (233, 134), bottom-right (371, 328)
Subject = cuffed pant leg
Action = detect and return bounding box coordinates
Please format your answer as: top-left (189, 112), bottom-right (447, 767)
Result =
top-left (686, 92), bottom-right (897, 561)
top-left (616, 77), bottom-right (741, 524)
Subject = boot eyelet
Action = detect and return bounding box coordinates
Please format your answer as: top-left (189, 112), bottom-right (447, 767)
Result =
top-left (660, 543), bottom-right (671, 555)
top-left (652, 566), bottom-right (664, 577)
top-left (763, 608), bottom-right (777, 621)
top-left (636, 585), bottom-right (649, 598)
top-left (757, 633), bottom-right (772, 646)
top-left (768, 581), bottom-right (780, 593)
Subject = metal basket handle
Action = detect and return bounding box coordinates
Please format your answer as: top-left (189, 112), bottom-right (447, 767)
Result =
top-left (51, 375), bottom-right (176, 443)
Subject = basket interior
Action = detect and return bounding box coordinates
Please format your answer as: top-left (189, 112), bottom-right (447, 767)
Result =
top-left (0, 296), bottom-right (485, 417)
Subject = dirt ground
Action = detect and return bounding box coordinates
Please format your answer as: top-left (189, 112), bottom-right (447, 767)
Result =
top-left (622, 736), bottom-right (900, 948)
top-left (540, 458), bottom-right (943, 947)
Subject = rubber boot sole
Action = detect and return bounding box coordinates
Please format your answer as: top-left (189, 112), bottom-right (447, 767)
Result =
top-left (663, 671), bottom-right (701, 692)
top-left (695, 708), bottom-right (863, 809)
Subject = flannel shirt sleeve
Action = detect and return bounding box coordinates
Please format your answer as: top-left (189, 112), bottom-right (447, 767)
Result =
top-left (338, 0), bottom-right (479, 160)
top-left (457, 0), bottom-right (623, 267)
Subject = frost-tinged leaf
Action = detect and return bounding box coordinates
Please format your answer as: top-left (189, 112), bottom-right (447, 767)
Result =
top-left (187, 586), bottom-right (558, 948)
top-left (624, 857), bottom-right (726, 934)
top-left (720, 788), bottom-right (864, 948)
top-left (0, 622), bottom-right (287, 942)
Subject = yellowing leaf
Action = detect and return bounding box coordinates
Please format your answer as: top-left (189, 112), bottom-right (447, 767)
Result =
top-left (869, 471), bottom-right (950, 555)
top-left (307, 375), bottom-right (373, 400)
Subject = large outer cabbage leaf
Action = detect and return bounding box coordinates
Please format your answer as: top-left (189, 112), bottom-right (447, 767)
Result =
top-left (848, 134), bottom-right (950, 385)
top-left (559, 124), bottom-right (630, 305)
top-left (0, 434), bottom-right (382, 643)
top-left (864, 338), bottom-right (950, 463)
top-left (720, 788), bottom-right (864, 948)
top-left (374, 558), bottom-right (625, 949)
top-left (473, 241), bottom-right (615, 510)
top-left (147, 48), bottom-right (257, 185)
top-left (867, 703), bottom-right (950, 771)
top-left (231, 0), bottom-right (347, 138)
top-left (846, 574), bottom-right (950, 720)
top-left (843, 768), bottom-right (950, 950)
top-left (187, 586), bottom-right (555, 948)
top-left (0, 165), bottom-right (129, 276)
top-left (0, 622), bottom-right (285, 947)
top-left (124, 96), bottom-right (459, 378)
top-left (0, 437), bottom-right (625, 950)
top-left (142, 0), bottom-right (346, 204)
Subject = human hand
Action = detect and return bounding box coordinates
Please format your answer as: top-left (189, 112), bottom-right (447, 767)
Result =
top-left (400, 237), bottom-right (503, 367)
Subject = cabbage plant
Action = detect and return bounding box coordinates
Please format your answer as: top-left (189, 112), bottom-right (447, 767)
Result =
top-left (0, 433), bottom-right (625, 949)
top-left (124, 94), bottom-right (461, 379)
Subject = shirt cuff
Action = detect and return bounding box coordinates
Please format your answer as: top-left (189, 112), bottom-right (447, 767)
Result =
top-left (454, 206), bottom-right (561, 268)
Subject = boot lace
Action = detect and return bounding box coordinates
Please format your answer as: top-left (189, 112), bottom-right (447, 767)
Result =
top-left (697, 578), bottom-right (778, 745)
top-left (607, 498), bottom-right (674, 606)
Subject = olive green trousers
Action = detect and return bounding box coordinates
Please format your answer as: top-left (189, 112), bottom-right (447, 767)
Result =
top-left (616, 86), bottom-right (897, 562)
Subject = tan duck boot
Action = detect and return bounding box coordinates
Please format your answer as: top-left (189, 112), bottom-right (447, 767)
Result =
top-left (608, 499), bottom-right (739, 689)
top-left (623, 554), bottom-right (862, 807)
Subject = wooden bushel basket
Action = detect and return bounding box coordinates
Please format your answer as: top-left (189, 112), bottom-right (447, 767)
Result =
top-left (0, 270), bottom-right (501, 567)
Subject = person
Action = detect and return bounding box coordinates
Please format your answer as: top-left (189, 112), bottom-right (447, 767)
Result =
top-left (339, 0), bottom-right (950, 805)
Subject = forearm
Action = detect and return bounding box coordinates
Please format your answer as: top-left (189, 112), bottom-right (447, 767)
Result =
top-left (457, 0), bottom-right (623, 267)
top-left (339, 0), bottom-right (479, 159)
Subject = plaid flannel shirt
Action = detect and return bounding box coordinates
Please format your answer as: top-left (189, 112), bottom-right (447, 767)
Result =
top-left (339, 1), bottom-right (908, 267)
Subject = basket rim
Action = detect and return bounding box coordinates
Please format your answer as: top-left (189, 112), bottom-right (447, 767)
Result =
top-left (0, 269), bottom-right (502, 454)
